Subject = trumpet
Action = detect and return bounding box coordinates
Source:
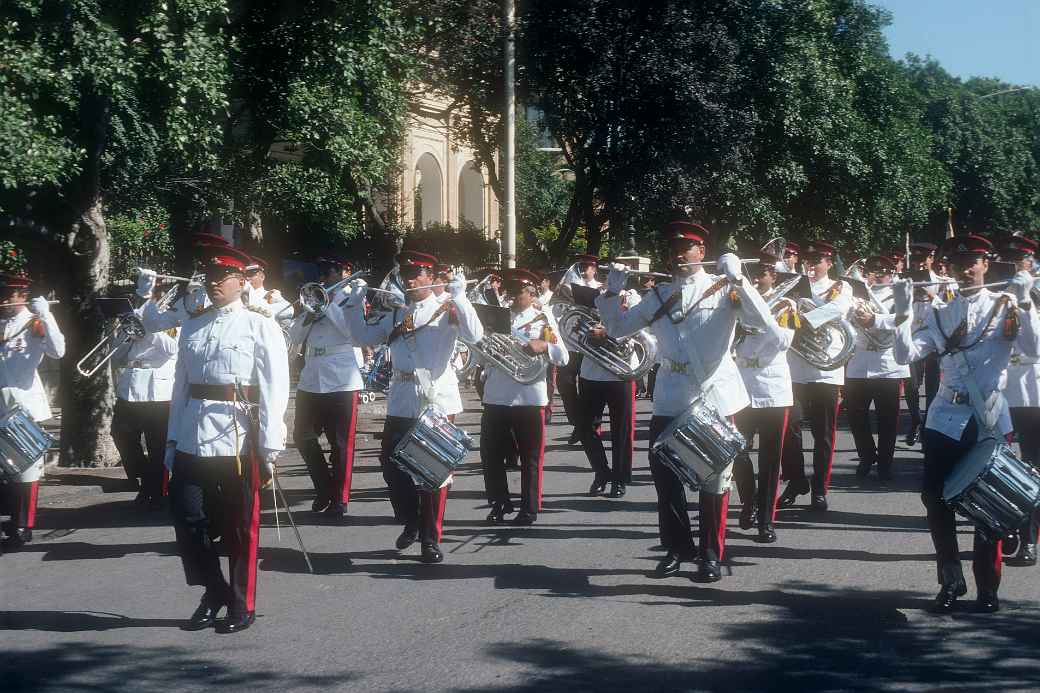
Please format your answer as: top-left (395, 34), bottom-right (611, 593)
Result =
top-left (135, 268), bottom-right (200, 284)
top-left (76, 313), bottom-right (146, 378)
top-left (281, 270), bottom-right (369, 319)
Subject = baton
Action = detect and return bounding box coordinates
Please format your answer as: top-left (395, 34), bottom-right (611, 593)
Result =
top-left (273, 474), bottom-right (315, 574)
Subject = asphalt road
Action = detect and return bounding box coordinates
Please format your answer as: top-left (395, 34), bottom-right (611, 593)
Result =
top-left (4, 390), bottom-right (1040, 693)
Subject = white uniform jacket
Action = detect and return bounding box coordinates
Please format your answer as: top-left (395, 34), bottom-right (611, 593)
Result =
top-left (141, 287), bottom-right (209, 332)
top-left (348, 291), bottom-right (483, 419)
top-left (596, 271), bottom-right (775, 418)
top-left (288, 284), bottom-right (363, 394)
top-left (788, 276), bottom-right (855, 386)
top-left (1, 308), bottom-right (65, 482)
top-left (734, 289), bottom-right (795, 409)
top-left (115, 305), bottom-right (178, 402)
top-left (579, 288), bottom-right (641, 382)
top-left (846, 285), bottom-right (910, 380)
top-left (243, 284), bottom-right (293, 325)
top-left (482, 305), bottom-right (569, 407)
top-left (167, 300), bottom-right (290, 457)
top-left (893, 288), bottom-right (1040, 440)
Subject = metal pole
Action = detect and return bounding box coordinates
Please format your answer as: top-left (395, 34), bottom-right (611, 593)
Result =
top-left (502, 0), bottom-right (517, 269)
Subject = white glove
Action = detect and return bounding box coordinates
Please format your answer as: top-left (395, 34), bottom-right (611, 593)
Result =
top-left (29, 296), bottom-right (51, 316)
top-left (448, 271), bottom-right (468, 298)
top-left (261, 448), bottom-right (280, 464)
top-left (1008, 271), bottom-right (1033, 304)
top-left (892, 278), bottom-right (912, 317)
top-left (164, 442), bottom-right (177, 472)
top-left (136, 269), bottom-right (158, 298)
top-left (607, 263), bottom-right (628, 294)
top-left (717, 253), bottom-right (742, 282)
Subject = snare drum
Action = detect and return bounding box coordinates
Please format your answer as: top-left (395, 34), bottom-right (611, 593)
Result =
top-left (943, 437), bottom-right (1040, 540)
top-left (391, 405), bottom-right (476, 491)
top-left (0, 406), bottom-right (55, 479)
top-left (651, 394), bottom-right (745, 494)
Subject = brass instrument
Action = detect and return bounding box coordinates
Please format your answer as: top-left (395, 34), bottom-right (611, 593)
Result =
top-left (556, 303), bottom-right (658, 381)
top-left (850, 284), bottom-right (895, 351)
top-left (790, 297), bottom-right (857, 371)
top-left (294, 270), bottom-right (368, 318)
top-left (458, 275), bottom-right (548, 384)
top-left (76, 313), bottom-right (147, 377)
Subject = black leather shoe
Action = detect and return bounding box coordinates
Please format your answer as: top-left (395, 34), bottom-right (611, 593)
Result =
top-left (877, 467), bottom-right (894, 483)
top-left (810, 494), bottom-right (828, 512)
top-left (1003, 532), bottom-right (1021, 557)
top-left (216, 610), bottom-right (255, 634)
top-left (1018, 543), bottom-right (1038, 566)
top-left (653, 552), bottom-right (682, 578)
top-left (693, 560), bottom-right (723, 583)
top-left (3, 527), bottom-right (31, 550)
top-left (608, 482), bottom-right (626, 498)
top-left (777, 480), bottom-right (809, 509)
top-left (905, 424), bottom-right (920, 447)
top-left (311, 494), bottom-right (331, 513)
top-left (976, 590), bottom-right (1000, 613)
top-left (181, 597), bottom-right (223, 631)
top-left (588, 477), bottom-right (608, 497)
top-left (755, 524), bottom-right (777, 544)
top-left (512, 510), bottom-right (537, 525)
top-left (855, 462), bottom-right (873, 479)
top-left (323, 501), bottom-right (345, 518)
top-left (568, 428), bottom-right (582, 445)
top-left (739, 501), bottom-right (757, 530)
top-left (420, 542), bottom-right (444, 563)
top-left (486, 500), bottom-right (515, 525)
top-left (930, 581), bottom-right (967, 614)
top-left (395, 525), bottom-right (419, 550)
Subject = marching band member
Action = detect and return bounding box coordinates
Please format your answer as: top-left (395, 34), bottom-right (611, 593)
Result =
top-left (345, 250), bottom-right (483, 564)
top-left (733, 255), bottom-right (796, 544)
top-left (997, 236), bottom-right (1040, 566)
top-left (138, 233), bottom-right (225, 332)
top-left (778, 240), bottom-right (853, 512)
top-left (537, 274), bottom-right (554, 308)
top-left (903, 242), bottom-right (945, 447)
top-left (482, 269), bottom-right (569, 525)
top-left (846, 256), bottom-right (909, 481)
top-left (242, 256), bottom-right (292, 326)
top-left (288, 255), bottom-right (363, 518)
top-left (111, 289), bottom-right (178, 510)
top-left (167, 245), bottom-right (289, 633)
top-left (776, 241), bottom-right (800, 274)
top-left (597, 221), bottom-right (776, 583)
top-left (0, 270), bottom-right (65, 551)
top-left (558, 254), bottom-right (601, 445)
top-left (579, 261), bottom-right (641, 499)
top-left (534, 271), bottom-right (558, 422)
top-left (890, 235), bottom-right (1040, 613)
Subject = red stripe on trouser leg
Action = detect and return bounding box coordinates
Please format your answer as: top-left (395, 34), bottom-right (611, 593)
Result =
top-left (771, 409), bottom-right (790, 522)
top-left (26, 481), bottom-right (39, 528)
top-left (994, 538), bottom-right (1003, 581)
top-left (823, 396), bottom-right (840, 493)
top-left (162, 469), bottom-right (170, 497)
top-left (340, 391), bottom-right (359, 504)
top-left (433, 485), bottom-right (448, 543)
top-left (244, 456), bottom-right (261, 612)
top-left (717, 490), bottom-right (730, 560)
top-left (536, 409), bottom-right (546, 512)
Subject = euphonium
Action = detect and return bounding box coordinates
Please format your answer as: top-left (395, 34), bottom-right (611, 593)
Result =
top-left (790, 297), bottom-right (857, 371)
top-left (556, 304), bottom-right (658, 381)
top-left (462, 332), bottom-right (548, 384)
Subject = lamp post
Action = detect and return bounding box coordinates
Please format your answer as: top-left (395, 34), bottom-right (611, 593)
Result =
top-left (502, 0), bottom-right (517, 268)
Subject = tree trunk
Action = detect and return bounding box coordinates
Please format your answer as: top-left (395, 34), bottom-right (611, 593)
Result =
top-left (59, 196), bottom-right (118, 467)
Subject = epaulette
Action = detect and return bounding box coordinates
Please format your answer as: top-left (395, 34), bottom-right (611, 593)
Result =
top-left (265, 290), bottom-right (281, 304)
top-left (247, 304), bottom-right (272, 318)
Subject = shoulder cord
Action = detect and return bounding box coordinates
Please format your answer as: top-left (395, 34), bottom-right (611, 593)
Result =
top-left (934, 296), bottom-right (1009, 357)
top-left (387, 300), bottom-right (453, 346)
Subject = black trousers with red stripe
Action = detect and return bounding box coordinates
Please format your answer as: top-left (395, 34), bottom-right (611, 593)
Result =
top-left (170, 451), bottom-right (261, 615)
top-left (906, 353), bottom-right (940, 429)
top-left (649, 415), bottom-right (730, 562)
top-left (111, 399), bottom-right (170, 501)
top-left (1, 480), bottom-right (39, 529)
top-left (921, 419), bottom-right (1001, 592)
top-left (545, 365), bottom-right (556, 419)
top-left (481, 404), bottom-right (545, 513)
top-left (579, 378), bottom-right (636, 483)
top-left (1010, 407), bottom-right (1040, 545)
top-left (295, 389), bottom-right (360, 505)
top-left (844, 378), bottom-right (901, 474)
top-left (782, 382), bottom-right (840, 495)
top-left (380, 416), bottom-right (449, 544)
top-left (733, 406), bottom-right (789, 525)
top-left (556, 354), bottom-right (583, 426)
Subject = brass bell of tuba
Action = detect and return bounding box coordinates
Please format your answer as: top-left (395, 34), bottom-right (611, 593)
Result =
top-left (790, 297), bottom-right (857, 371)
top-left (555, 304), bottom-right (658, 381)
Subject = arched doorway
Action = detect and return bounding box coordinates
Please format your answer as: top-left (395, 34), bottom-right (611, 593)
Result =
top-left (414, 153), bottom-right (443, 229)
top-left (458, 161), bottom-right (485, 231)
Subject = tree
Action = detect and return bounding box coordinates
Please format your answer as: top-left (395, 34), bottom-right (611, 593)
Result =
top-left (1, 0), bottom-right (229, 467)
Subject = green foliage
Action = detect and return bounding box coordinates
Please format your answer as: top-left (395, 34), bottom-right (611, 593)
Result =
top-left (0, 240), bottom-right (28, 273)
top-left (400, 221), bottom-right (499, 269)
top-left (107, 207), bottom-right (174, 273)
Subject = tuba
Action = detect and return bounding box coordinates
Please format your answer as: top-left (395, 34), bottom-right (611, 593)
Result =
top-left (555, 303), bottom-right (658, 381)
top-left (459, 276), bottom-right (548, 384)
top-left (790, 298), bottom-right (857, 371)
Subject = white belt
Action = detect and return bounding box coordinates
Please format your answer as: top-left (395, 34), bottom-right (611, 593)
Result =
top-left (1010, 354), bottom-right (1040, 366)
top-left (937, 383), bottom-right (970, 405)
top-left (736, 356), bottom-right (761, 369)
top-left (306, 343), bottom-right (354, 358)
top-left (664, 359), bottom-right (689, 374)
top-left (392, 369), bottom-right (416, 382)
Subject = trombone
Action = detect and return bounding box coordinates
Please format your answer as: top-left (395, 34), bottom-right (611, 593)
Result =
top-left (76, 313), bottom-right (146, 378)
top-left (277, 270), bottom-right (369, 319)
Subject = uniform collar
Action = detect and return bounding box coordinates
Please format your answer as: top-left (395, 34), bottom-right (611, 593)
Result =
top-left (215, 299), bottom-right (243, 315)
top-left (809, 276), bottom-right (834, 291)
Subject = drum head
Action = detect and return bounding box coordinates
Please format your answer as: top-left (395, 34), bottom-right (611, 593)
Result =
top-left (943, 437), bottom-right (999, 501)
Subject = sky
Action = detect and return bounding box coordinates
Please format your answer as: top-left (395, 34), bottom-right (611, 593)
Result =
top-left (871, 0), bottom-right (1038, 86)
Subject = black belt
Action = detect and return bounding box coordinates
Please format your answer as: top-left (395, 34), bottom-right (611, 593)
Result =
top-left (188, 383), bottom-right (257, 401)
